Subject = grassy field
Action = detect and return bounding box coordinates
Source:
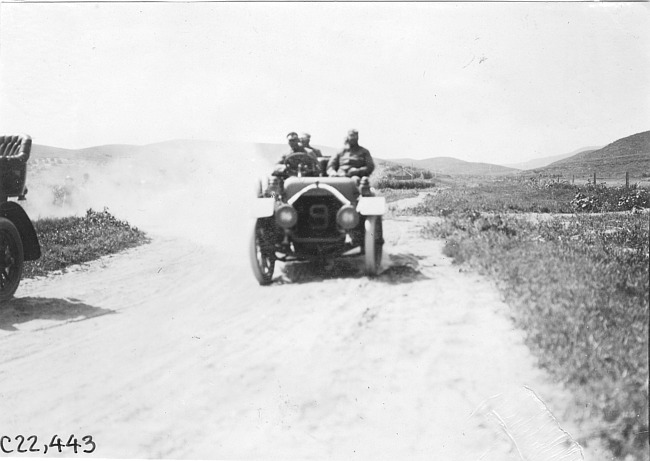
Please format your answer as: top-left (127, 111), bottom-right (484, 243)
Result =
top-left (405, 178), bottom-right (650, 215)
top-left (25, 208), bottom-right (149, 278)
top-left (406, 180), bottom-right (649, 459)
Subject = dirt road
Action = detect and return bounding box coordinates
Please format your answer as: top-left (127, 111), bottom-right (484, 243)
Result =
top-left (0, 146), bottom-right (604, 460)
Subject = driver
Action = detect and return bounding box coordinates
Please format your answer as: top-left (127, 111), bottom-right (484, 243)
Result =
top-left (273, 132), bottom-right (320, 178)
top-left (326, 129), bottom-right (375, 178)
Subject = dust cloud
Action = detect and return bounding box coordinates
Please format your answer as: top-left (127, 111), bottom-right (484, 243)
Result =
top-left (21, 141), bottom-right (277, 255)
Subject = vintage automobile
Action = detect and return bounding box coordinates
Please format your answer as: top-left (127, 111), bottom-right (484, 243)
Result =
top-left (250, 152), bottom-right (385, 285)
top-left (0, 134), bottom-right (41, 301)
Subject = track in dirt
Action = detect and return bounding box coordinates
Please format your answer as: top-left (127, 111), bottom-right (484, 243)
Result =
top-left (0, 146), bottom-right (601, 460)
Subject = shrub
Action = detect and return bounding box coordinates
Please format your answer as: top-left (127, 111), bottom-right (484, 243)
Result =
top-left (374, 178), bottom-right (436, 190)
top-left (570, 184), bottom-right (650, 212)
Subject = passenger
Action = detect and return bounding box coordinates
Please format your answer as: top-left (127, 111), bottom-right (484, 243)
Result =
top-left (299, 133), bottom-right (322, 158)
top-left (273, 132), bottom-right (319, 178)
top-left (326, 129), bottom-right (375, 178)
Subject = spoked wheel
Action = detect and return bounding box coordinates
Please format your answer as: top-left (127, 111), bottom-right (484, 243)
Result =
top-left (364, 216), bottom-right (383, 276)
top-left (0, 217), bottom-right (24, 302)
top-left (249, 218), bottom-right (276, 285)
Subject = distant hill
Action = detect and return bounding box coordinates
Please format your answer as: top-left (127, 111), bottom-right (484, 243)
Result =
top-left (32, 140), bottom-right (339, 163)
top-left (389, 157), bottom-right (519, 176)
top-left (529, 131), bottom-right (650, 177)
top-left (30, 144), bottom-right (75, 159)
top-left (31, 143), bottom-right (140, 162)
top-left (503, 146), bottom-right (602, 170)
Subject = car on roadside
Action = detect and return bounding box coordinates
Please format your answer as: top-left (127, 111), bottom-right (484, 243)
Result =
top-left (249, 152), bottom-right (384, 285)
top-left (0, 134), bottom-right (41, 301)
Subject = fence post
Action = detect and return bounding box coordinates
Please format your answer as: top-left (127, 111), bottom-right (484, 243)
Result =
top-left (593, 172), bottom-right (596, 185)
top-left (626, 171), bottom-right (629, 189)
top-left (572, 174), bottom-right (575, 185)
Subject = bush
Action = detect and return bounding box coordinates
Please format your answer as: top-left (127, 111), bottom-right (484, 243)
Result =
top-left (25, 208), bottom-right (149, 278)
top-left (571, 184), bottom-right (650, 212)
top-left (374, 178), bottom-right (436, 190)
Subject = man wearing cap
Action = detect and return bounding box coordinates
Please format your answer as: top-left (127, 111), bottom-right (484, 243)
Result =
top-left (299, 133), bottom-right (322, 158)
top-left (273, 132), bottom-right (319, 177)
top-left (326, 129), bottom-right (375, 178)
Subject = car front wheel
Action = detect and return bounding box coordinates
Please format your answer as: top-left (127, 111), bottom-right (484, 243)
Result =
top-left (249, 218), bottom-right (276, 285)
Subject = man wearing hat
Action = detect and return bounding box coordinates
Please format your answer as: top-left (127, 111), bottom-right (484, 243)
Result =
top-left (299, 133), bottom-right (322, 158)
top-left (273, 132), bottom-right (319, 177)
top-left (326, 129), bottom-right (375, 178)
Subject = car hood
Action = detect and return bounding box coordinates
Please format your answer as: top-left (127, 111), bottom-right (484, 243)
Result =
top-left (284, 177), bottom-right (360, 203)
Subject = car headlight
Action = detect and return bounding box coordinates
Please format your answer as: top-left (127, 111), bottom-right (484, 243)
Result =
top-left (275, 204), bottom-right (298, 228)
top-left (336, 205), bottom-right (359, 230)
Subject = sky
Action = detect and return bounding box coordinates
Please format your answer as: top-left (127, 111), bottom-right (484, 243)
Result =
top-left (0, 2), bottom-right (649, 164)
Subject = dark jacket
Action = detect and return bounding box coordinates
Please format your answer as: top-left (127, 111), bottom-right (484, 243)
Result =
top-left (326, 145), bottom-right (375, 177)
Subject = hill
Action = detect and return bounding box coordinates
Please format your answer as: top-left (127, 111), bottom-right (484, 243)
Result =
top-left (31, 140), bottom-right (339, 165)
top-left (530, 131), bottom-right (650, 178)
top-left (503, 146), bottom-right (602, 170)
top-left (389, 156), bottom-right (519, 176)
top-left (31, 143), bottom-right (140, 163)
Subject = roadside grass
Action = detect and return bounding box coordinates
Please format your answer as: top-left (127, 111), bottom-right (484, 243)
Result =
top-left (412, 179), bottom-right (649, 458)
top-left (25, 208), bottom-right (149, 278)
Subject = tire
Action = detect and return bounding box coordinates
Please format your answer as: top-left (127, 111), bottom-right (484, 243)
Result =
top-left (364, 216), bottom-right (383, 276)
top-left (249, 218), bottom-right (275, 285)
top-left (0, 217), bottom-right (24, 302)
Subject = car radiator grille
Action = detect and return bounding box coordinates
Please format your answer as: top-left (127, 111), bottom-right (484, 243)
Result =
top-left (293, 196), bottom-right (343, 239)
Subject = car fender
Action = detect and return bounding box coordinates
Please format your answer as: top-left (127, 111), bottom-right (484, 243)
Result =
top-left (357, 196), bottom-right (386, 216)
top-left (0, 201), bottom-right (41, 261)
top-left (250, 197), bottom-right (276, 218)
